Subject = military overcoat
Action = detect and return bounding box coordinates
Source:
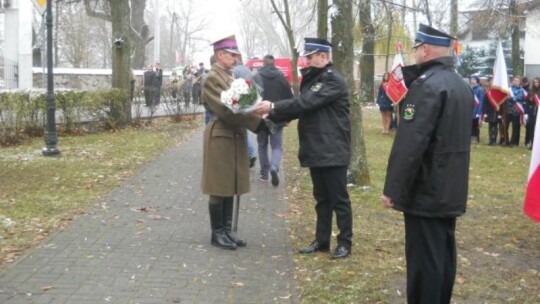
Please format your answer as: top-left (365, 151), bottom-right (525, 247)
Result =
top-left (201, 63), bottom-right (262, 196)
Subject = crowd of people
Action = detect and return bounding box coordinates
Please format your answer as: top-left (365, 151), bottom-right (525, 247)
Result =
top-left (474, 75), bottom-right (538, 149)
top-left (376, 64), bottom-right (538, 150)
top-left (139, 62), bottom-right (208, 107)
top-left (129, 21), bottom-right (533, 303)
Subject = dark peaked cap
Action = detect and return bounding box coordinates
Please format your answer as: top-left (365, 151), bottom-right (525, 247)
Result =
top-left (413, 23), bottom-right (456, 48)
top-left (302, 38), bottom-right (332, 56)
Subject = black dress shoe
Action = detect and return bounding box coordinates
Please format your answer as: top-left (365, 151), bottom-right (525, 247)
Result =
top-left (225, 231), bottom-right (247, 247)
top-left (331, 245), bottom-right (351, 259)
top-left (298, 241), bottom-right (330, 254)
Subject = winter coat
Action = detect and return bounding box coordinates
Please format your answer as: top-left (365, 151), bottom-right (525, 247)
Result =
top-left (508, 85), bottom-right (524, 116)
top-left (383, 56), bottom-right (473, 218)
top-left (201, 63), bottom-right (263, 196)
top-left (268, 63), bottom-right (351, 168)
top-left (471, 84), bottom-right (484, 118)
top-left (143, 70), bottom-right (154, 89)
top-left (525, 89), bottom-right (539, 118)
top-left (253, 65), bottom-right (293, 128)
top-left (376, 85), bottom-right (393, 111)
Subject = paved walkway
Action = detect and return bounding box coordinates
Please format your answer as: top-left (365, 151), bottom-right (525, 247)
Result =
top-left (0, 130), bottom-right (298, 304)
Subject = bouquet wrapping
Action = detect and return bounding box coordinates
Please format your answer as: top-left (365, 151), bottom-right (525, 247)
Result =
top-left (221, 78), bottom-right (262, 114)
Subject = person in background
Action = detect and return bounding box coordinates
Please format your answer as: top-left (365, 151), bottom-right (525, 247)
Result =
top-left (201, 35), bottom-right (268, 250)
top-left (376, 72), bottom-right (393, 134)
top-left (522, 76), bottom-right (530, 92)
top-left (470, 76), bottom-right (484, 144)
top-left (507, 76), bottom-right (524, 146)
top-left (232, 55), bottom-right (257, 168)
top-left (381, 24), bottom-right (472, 303)
top-left (253, 37), bottom-right (353, 260)
top-left (170, 71), bottom-right (180, 101)
top-left (182, 68), bottom-right (194, 107)
top-left (252, 54), bottom-right (293, 186)
top-left (152, 62), bottom-right (163, 106)
top-left (525, 77), bottom-right (539, 149)
top-left (203, 55), bottom-right (216, 125)
top-left (143, 64), bottom-right (155, 107)
top-left (130, 69), bottom-right (136, 103)
top-left (482, 78), bottom-right (501, 146)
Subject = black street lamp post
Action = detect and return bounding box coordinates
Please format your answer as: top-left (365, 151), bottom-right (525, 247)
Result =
top-left (42, 0), bottom-right (60, 156)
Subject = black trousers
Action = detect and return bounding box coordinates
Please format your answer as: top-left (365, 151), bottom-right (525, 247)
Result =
top-left (525, 115), bottom-right (536, 146)
top-left (309, 166), bottom-right (353, 248)
top-left (471, 118), bottom-right (480, 140)
top-left (506, 114), bottom-right (521, 146)
top-left (487, 122), bottom-right (499, 145)
top-left (404, 214), bottom-right (456, 304)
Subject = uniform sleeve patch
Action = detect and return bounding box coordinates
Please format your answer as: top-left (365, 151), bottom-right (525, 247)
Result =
top-left (403, 104), bottom-right (416, 121)
top-left (311, 83), bottom-right (323, 92)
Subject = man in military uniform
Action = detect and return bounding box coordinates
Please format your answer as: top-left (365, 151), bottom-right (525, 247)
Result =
top-left (253, 38), bottom-right (353, 259)
top-left (201, 35), bottom-right (267, 250)
top-left (381, 24), bottom-right (473, 303)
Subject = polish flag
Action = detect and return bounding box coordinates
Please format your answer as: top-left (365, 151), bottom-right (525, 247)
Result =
top-left (487, 41), bottom-right (511, 111)
top-left (524, 114), bottom-right (540, 222)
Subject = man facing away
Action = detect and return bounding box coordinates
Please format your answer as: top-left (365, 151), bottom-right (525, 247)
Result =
top-left (232, 55), bottom-right (257, 168)
top-left (253, 38), bottom-right (353, 259)
top-left (381, 23), bottom-right (473, 304)
top-left (252, 55), bottom-right (293, 186)
top-left (201, 35), bottom-right (267, 250)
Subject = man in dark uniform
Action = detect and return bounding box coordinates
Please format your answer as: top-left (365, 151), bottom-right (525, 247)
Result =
top-left (381, 24), bottom-right (473, 303)
top-left (253, 38), bottom-right (353, 259)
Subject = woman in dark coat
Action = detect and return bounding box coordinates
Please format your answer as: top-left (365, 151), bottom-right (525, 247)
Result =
top-left (377, 72), bottom-right (393, 134)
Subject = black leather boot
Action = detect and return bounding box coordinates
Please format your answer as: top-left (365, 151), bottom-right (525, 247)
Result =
top-left (209, 200), bottom-right (237, 250)
top-left (223, 197), bottom-right (247, 247)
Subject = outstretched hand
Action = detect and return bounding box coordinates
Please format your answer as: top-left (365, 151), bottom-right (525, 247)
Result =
top-left (252, 100), bottom-right (272, 116)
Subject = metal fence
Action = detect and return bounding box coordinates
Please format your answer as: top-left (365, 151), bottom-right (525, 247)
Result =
top-left (0, 57), bottom-right (18, 89)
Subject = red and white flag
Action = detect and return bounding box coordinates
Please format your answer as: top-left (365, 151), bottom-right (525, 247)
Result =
top-left (533, 93), bottom-right (540, 106)
top-left (384, 50), bottom-right (408, 104)
top-left (524, 113), bottom-right (540, 222)
top-left (487, 41), bottom-right (511, 110)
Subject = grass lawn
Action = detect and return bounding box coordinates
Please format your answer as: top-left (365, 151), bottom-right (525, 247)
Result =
top-left (0, 117), bottom-right (202, 267)
top-left (282, 105), bottom-right (540, 303)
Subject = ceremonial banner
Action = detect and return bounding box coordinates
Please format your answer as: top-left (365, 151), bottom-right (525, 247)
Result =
top-left (487, 41), bottom-right (511, 110)
top-left (384, 51), bottom-right (408, 104)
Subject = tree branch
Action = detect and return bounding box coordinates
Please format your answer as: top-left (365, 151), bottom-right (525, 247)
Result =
top-left (83, 0), bottom-right (111, 22)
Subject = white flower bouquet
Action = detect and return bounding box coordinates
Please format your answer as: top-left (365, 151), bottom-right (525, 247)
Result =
top-left (220, 78), bottom-right (262, 114)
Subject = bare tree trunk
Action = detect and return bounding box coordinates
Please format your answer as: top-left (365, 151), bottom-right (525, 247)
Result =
top-left (450, 0), bottom-right (458, 37)
top-left (384, 5), bottom-right (393, 71)
top-left (359, 0), bottom-right (375, 104)
top-left (335, 0), bottom-right (369, 186)
top-left (270, 0), bottom-right (300, 95)
top-left (509, 0), bottom-right (522, 76)
top-left (131, 0), bottom-right (148, 69)
top-left (317, 0), bottom-right (328, 39)
top-left (109, 0), bottom-right (133, 124)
